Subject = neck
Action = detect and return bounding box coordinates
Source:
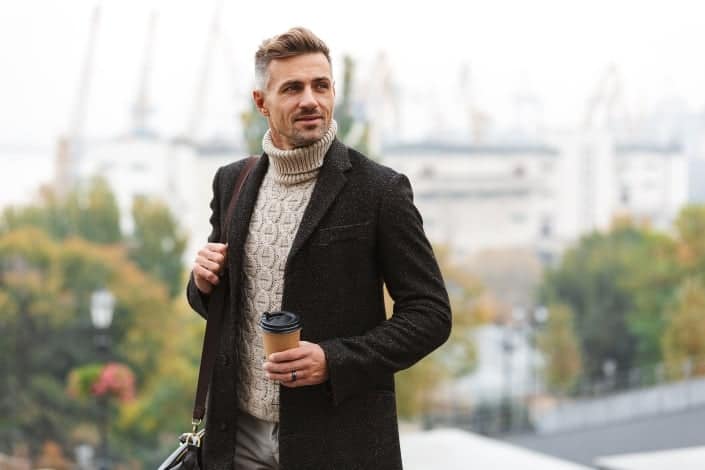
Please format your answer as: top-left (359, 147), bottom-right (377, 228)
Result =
top-left (262, 121), bottom-right (337, 185)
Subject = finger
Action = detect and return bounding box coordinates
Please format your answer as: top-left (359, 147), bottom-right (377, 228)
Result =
top-left (269, 369), bottom-right (307, 387)
top-left (263, 359), bottom-right (309, 374)
top-left (279, 378), bottom-right (303, 388)
top-left (206, 251), bottom-right (226, 265)
top-left (277, 369), bottom-right (327, 388)
top-left (193, 264), bottom-right (220, 285)
top-left (195, 255), bottom-right (221, 273)
top-left (206, 242), bottom-right (228, 254)
top-left (198, 248), bottom-right (225, 265)
top-left (268, 346), bottom-right (307, 363)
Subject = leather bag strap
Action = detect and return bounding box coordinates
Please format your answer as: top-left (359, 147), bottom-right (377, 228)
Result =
top-left (192, 156), bottom-right (258, 423)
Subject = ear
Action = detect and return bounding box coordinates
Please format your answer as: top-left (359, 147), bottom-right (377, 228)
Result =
top-left (253, 90), bottom-right (268, 116)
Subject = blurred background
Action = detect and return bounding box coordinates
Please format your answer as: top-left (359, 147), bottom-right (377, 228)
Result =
top-left (2, 1), bottom-right (705, 469)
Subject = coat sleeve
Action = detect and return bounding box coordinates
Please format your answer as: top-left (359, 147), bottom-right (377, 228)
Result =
top-left (186, 166), bottom-right (224, 319)
top-left (319, 173), bottom-right (452, 405)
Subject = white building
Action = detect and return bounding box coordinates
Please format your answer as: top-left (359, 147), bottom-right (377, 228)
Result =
top-left (612, 142), bottom-right (689, 229)
top-left (381, 142), bottom-right (562, 262)
top-left (381, 132), bottom-right (689, 261)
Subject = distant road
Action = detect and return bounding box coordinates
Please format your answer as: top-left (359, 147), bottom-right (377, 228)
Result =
top-left (504, 404), bottom-right (705, 466)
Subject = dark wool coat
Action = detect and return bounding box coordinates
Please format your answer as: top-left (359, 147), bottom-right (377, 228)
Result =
top-left (186, 139), bottom-right (451, 470)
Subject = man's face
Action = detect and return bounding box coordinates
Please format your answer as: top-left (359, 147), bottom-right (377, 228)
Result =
top-left (253, 52), bottom-right (335, 150)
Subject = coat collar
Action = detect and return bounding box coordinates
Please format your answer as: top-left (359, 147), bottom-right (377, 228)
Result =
top-left (227, 138), bottom-right (352, 268)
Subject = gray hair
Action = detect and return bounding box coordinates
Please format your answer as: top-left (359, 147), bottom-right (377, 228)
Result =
top-left (254, 27), bottom-right (332, 89)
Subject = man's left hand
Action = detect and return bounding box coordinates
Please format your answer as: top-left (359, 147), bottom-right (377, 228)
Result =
top-left (263, 341), bottom-right (329, 388)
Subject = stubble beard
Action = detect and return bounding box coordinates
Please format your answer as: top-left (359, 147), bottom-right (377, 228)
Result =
top-left (290, 121), bottom-right (328, 148)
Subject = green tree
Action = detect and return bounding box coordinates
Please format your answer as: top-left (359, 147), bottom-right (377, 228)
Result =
top-left (128, 196), bottom-right (188, 298)
top-left (240, 99), bottom-right (269, 155)
top-left (541, 226), bottom-right (640, 381)
top-left (537, 304), bottom-right (583, 394)
top-left (541, 218), bottom-right (683, 384)
top-left (2, 180), bottom-right (187, 300)
top-left (119, 297), bottom-right (200, 431)
top-left (336, 55), bottom-right (355, 139)
top-left (71, 177), bottom-right (122, 244)
top-left (662, 278), bottom-right (705, 377)
top-left (0, 181), bottom-right (200, 465)
top-left (1, 177), bottom-right (120, 244)
top-left (335, 55), bottom-right (372, 156)
top-left (0, 227), bottom-right (192, 461)
top-left (674, 205), bottom-right (705, 278)
top-left (622, 227), bottom-right (680, 367)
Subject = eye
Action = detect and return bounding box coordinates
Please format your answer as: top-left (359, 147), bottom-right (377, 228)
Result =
top-left (282, 83), bottom-right (302, 93)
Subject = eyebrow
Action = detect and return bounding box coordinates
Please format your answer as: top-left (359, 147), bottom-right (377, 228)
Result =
top-left (277, 77), bottom-right (331, 91)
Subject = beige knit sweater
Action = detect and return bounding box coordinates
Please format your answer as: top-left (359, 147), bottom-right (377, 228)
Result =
top-left (238, 121), bottom-right (337, 422)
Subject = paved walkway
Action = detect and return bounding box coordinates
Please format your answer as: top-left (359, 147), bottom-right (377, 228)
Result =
top-left (400, 428), bottom-right (591, 470)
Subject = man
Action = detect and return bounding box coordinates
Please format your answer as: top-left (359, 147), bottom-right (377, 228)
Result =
top-left (187, 27), bottom-right (451, 470)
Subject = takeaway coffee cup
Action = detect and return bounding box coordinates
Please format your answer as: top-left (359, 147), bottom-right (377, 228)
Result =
top-left (259, 311), bottom-right (301, 358)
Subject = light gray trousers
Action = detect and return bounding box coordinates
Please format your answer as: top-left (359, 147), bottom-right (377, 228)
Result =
top-left (234, 410), bottom-right (279, 470)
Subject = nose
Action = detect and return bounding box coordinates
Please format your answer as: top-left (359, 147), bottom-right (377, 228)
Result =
top-left (299, 85), bottom-right (317, 109)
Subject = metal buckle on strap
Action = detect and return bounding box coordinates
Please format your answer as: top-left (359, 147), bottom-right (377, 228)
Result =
top-left (176, 419), bottom-right (203, 448)
top-left (184, 432), bottom-right (202, 447)
top-left (179, 427), bottom-right (204, 448)
top-left (191, 418), bottom-right (202, 434)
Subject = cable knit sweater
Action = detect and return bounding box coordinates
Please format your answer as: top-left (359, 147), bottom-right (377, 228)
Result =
top-left (238, 121), bottom-right (337, 422)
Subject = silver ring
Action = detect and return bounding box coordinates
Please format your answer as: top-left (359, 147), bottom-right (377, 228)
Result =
top-left (291, 370), bottom-right (297, 382)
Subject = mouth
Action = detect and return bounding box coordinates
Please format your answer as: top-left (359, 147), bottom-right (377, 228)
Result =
top-left (295, 115), bottom-right (323, 124)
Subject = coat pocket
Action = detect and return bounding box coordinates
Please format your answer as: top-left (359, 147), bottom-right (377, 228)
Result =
top-left (314, 221), bottom-right (371, 246)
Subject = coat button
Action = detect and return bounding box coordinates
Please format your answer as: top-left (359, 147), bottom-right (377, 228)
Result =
top-left (219, 422), bottom-right (227, 431)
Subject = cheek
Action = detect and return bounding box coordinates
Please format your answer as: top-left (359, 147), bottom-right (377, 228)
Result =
top-left (279, 103), bottom-right (297, 120)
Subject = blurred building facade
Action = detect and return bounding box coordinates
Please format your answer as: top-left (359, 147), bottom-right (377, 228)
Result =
top-left (54, 134), bottom-right (240, 262)
top-left (381, 132), bottom-right (689, 262)
top-left (4, 118), bottom-right (694, 267)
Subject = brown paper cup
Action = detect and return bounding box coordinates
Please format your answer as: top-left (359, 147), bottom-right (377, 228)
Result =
top-left (262, 328), bottom-right (301, 358)
top-left (259, 311), bottom-right (302, 358)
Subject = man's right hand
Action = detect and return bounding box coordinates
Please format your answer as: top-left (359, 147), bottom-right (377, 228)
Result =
top-left (192, 242), bottom-right (228, 294)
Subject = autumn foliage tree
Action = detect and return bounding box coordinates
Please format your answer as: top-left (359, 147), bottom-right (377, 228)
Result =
top-left (0, 228), bottom-right (167, 454)
top-left (541, 221), bottom-right (679, 382)
top-left (662, 278), bottom-right (705, 377)
top-left (540, 206), bottom-right (705, 390)
top-left (0, 182), bottom-right (196, 464)
top-left (129, 196), bottom-right (188, 298)
top-left (1, 176), bottom-right (121, 244)
top-left (537, 304), bottom-right (583, 394)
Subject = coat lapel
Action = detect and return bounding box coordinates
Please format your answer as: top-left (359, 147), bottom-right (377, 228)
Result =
top-left (287, 139), bottom-right (351, 267)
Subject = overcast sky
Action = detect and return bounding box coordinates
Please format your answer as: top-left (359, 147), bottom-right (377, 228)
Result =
top-left (1, 0), bottom-right (704, 147)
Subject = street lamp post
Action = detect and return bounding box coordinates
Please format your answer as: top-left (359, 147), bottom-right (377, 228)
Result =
top-left (506, 305), bottom-right (548, 433)
top-left (91, 289), bottom-right (115, 470)
top-left (530, 305), bottom-right (549, 397)
top-left (501, 323), bottom-right (515, 433)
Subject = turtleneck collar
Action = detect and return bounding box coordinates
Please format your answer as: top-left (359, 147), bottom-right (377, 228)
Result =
top-left (262, 120), bottom-right (337, 185)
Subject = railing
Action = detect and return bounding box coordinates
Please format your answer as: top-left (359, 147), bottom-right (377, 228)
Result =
top-left (422, 356), bottom-right (705, 436)
top-left (533, 375), bottom-right (705, 434)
